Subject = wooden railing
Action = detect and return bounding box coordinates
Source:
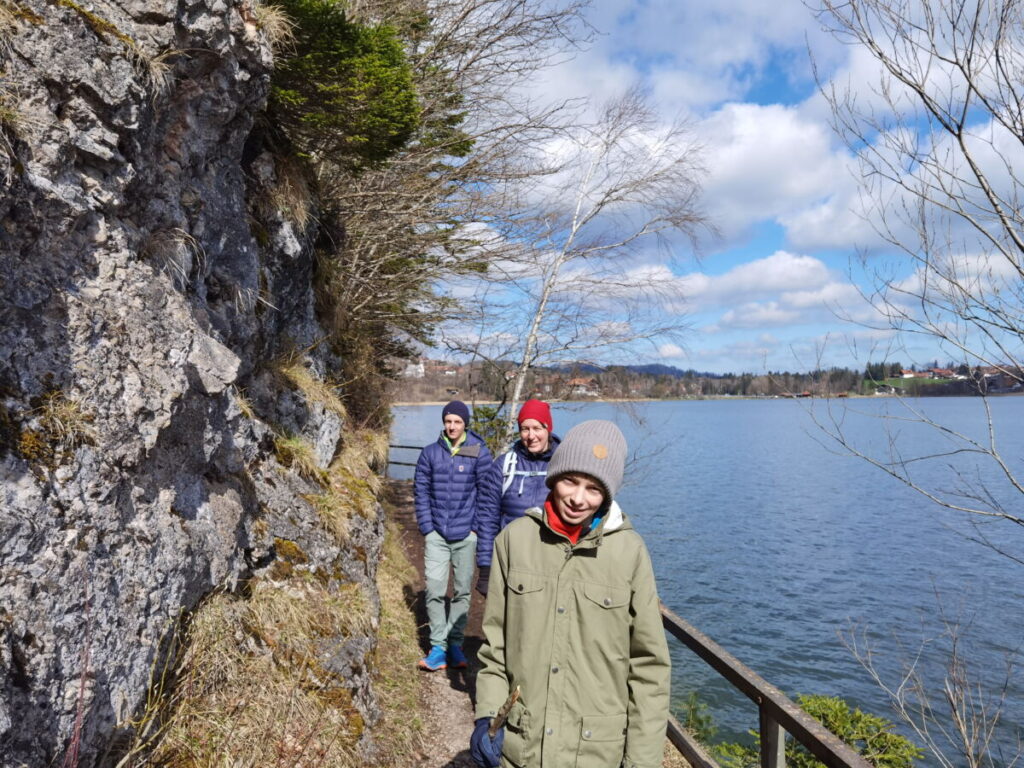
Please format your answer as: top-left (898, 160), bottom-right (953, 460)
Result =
top-left (661, 604), bottom-right (872, 768)
top-left (386, 444), bottom-right (421, 473)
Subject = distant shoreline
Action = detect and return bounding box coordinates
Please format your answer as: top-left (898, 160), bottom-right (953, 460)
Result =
top-left (391, 391), bottom-right (1022, 407)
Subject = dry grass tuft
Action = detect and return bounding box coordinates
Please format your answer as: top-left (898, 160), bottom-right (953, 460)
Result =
top-left (143, 228), bottom-right (205, 290)
top-left (36, 391), bottom-right (97, 452)
top-left (266, 153), bottom-right (314, 229)
top-left (254, 2), bottom-right (296, 52)
top-left (275, 354), bottom-right (347, 421)
top-left (231, 387), bottom-right (255, 420)
top-left (302, 428), bottom-right (386, 542)
top-left (274, 433), bottom-right (326, 484)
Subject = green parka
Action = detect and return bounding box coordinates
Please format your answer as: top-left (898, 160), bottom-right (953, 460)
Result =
top-left (475, 501), bottom-right (671, 768)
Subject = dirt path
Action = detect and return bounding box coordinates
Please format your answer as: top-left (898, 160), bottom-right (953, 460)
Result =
top-left (387, 480), bottom-right (486, 768)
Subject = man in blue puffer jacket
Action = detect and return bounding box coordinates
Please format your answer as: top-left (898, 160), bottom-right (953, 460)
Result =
top-left (414, 400), bottom-right (492, 671)
top-left (474, 399), bottom-right (559, 597)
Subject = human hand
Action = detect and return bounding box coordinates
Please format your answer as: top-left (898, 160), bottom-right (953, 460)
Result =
top-left (469, 717), bottom-right (504, 767)
top-left (475, 566), bottom-right (491, 596)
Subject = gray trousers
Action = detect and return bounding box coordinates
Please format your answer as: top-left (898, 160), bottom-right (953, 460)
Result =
top-left (423, 530), bottom-right (477, 649)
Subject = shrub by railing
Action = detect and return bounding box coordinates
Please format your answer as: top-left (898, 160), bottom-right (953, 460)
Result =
top-left (661, 604), bottom-right (873, 768)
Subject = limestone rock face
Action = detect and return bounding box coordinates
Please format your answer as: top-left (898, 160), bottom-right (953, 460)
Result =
top-left (0, 2), bottom-right (384, 765)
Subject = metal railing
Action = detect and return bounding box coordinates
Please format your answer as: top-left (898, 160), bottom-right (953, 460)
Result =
top-left (661, 604), bottom-right (872, 768)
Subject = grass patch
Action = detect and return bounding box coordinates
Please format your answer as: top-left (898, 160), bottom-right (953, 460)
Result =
top-left (369, 518), bottom-right (423, 763)
top-left (130, 579), bottom-right (372, 767)
top-left (117, 465), bottom-right (420, 766)
top-left (275, 354), bottom-right (348, 421)
top-left (300, 429), bottom-right (387, 542)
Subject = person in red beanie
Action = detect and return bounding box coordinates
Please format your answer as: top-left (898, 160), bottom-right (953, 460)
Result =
top-left (473, 400), bottom-right (559, 596)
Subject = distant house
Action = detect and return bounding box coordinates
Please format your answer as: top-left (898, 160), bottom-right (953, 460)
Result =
top-left (402, 359), bottom-right (425, 378)
top-left (566, 377), bottom-right (600, 397)
top-left (930, 368), bottom-right (955, 379)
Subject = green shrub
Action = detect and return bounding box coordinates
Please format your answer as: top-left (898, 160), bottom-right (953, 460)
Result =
top-left (713, 694), bottom-right (921, 768)
top-left (269, 0), bottom-right (419, 170)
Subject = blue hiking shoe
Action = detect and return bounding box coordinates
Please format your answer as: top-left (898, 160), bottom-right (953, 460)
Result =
top-left (448, 645), bottom-right (468, 669)
top-left (418, 645), bottom-right (447, 671)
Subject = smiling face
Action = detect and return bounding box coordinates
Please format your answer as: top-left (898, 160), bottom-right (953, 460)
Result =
top-left (550, 472), bottom-right (606, 528)
top-left (519, 418), bottom-right (550, 454)
top-left (443, 414), bottom-right (466, 442)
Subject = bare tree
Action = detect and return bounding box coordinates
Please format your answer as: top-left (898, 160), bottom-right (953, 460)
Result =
top-left (810, 0), bottom-right (1023, 515)
top-left (301, 0), bottom-right (592, 423)
top-left (443, 87), bottom-right (706, 439)
top-left (809, 1), bottom-right (1024, 763)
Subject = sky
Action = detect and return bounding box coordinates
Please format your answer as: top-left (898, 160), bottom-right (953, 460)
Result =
top-left (450, 0), bottom-right (952, 376)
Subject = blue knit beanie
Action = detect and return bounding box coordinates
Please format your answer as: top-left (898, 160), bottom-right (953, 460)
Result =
top-left (442, 400), bottom-right (471, 425)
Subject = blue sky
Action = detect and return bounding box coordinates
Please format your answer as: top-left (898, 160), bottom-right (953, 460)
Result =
top-left (506, 0), bottom-right (943, 375)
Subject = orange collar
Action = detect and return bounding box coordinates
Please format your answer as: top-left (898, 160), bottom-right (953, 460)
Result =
top-left (544, 498), bottom-right (585, 544)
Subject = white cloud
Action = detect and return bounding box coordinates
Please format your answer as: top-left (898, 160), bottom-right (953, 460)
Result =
top-left (695, 103), bottom-right (853, 242)
top-left (682, 250), bottom-right (832, 308)
top-left (719, 301), bottom-right (802, 329)
top-left (658, 343), bottom-right (684, 358)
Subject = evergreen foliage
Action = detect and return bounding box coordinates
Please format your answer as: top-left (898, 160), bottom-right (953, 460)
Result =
top-left (269, 0), bottom-right (419, 169)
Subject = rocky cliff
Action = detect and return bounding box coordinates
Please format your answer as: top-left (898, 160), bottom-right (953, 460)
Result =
top-left (0, 1), bottom-right (386, 764)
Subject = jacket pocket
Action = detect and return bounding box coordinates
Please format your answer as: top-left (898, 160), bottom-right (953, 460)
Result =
top-left (504, 570), bottom-right (548, 685)
top-left (507, 570), bottom-right (546, 597)
top-left (582, 582), bottom-right (629, 610)
top-left (575, 712), bottom-right (628, 767)
top-left (500, 698), bottom-right (531, 768)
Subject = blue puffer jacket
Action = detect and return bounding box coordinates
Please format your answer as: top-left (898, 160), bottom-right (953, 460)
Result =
top-left (413, 430), bottom-right (492, 541)
top-left (475, 434), bottom-right (560, 567)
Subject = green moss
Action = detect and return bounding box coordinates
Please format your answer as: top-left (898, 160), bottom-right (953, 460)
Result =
top-left (269, 559), bottom-right (293, 580)
top-left (1, 0), bottom-right (43, 24)
top-left (17, 429), bottom-right (52, 466)
top-left (273, 537), bottom-right (308, 564)
top-left (56, 0), bottom-right (134, 46)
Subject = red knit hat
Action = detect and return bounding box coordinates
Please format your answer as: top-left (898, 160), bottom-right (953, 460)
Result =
top-left (517, 399), bottom-right (552, 430)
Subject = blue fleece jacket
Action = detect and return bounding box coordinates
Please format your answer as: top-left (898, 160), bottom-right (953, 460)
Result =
top-left (474, 433), bottom-right (560, 567)
top-left (413, 430), bottom-right (492, 541)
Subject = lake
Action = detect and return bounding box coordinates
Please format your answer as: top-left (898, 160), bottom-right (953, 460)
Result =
top-left (391, 397), bottom-right (1024, 760)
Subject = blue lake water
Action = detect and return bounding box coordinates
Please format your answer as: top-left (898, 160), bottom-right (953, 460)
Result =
top-left (391, 397), bottom-right (1024, 759)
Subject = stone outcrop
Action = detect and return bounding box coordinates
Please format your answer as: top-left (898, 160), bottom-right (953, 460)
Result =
top-left (0, 1), bottom-right (384, 765)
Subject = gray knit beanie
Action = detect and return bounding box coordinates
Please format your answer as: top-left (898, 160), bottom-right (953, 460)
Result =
top-left (545, 420), bottom-right (627, 498)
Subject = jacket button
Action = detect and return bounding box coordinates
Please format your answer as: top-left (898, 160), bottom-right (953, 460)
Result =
top-left (551, 666), bottom-right (559, 674)
top-left (557, 606), bottom-right (565, 614)
top-left (603, 597), bottom-right (611, 606)
top-left (518, 584), bottom-right (524, 591)
top-left (584, 729), bottom-right (592, 739)
top-left (546, 727), bottom-right (553, 736)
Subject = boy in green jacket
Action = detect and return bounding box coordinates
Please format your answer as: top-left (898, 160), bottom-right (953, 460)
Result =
top-left (471, 420), bottom-right (671, 768)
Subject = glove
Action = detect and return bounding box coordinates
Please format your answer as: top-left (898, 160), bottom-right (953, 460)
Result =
top-left (470, 716), bottom-right (504, 767)
top-left (476, 566), bottom-right (491, 596)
